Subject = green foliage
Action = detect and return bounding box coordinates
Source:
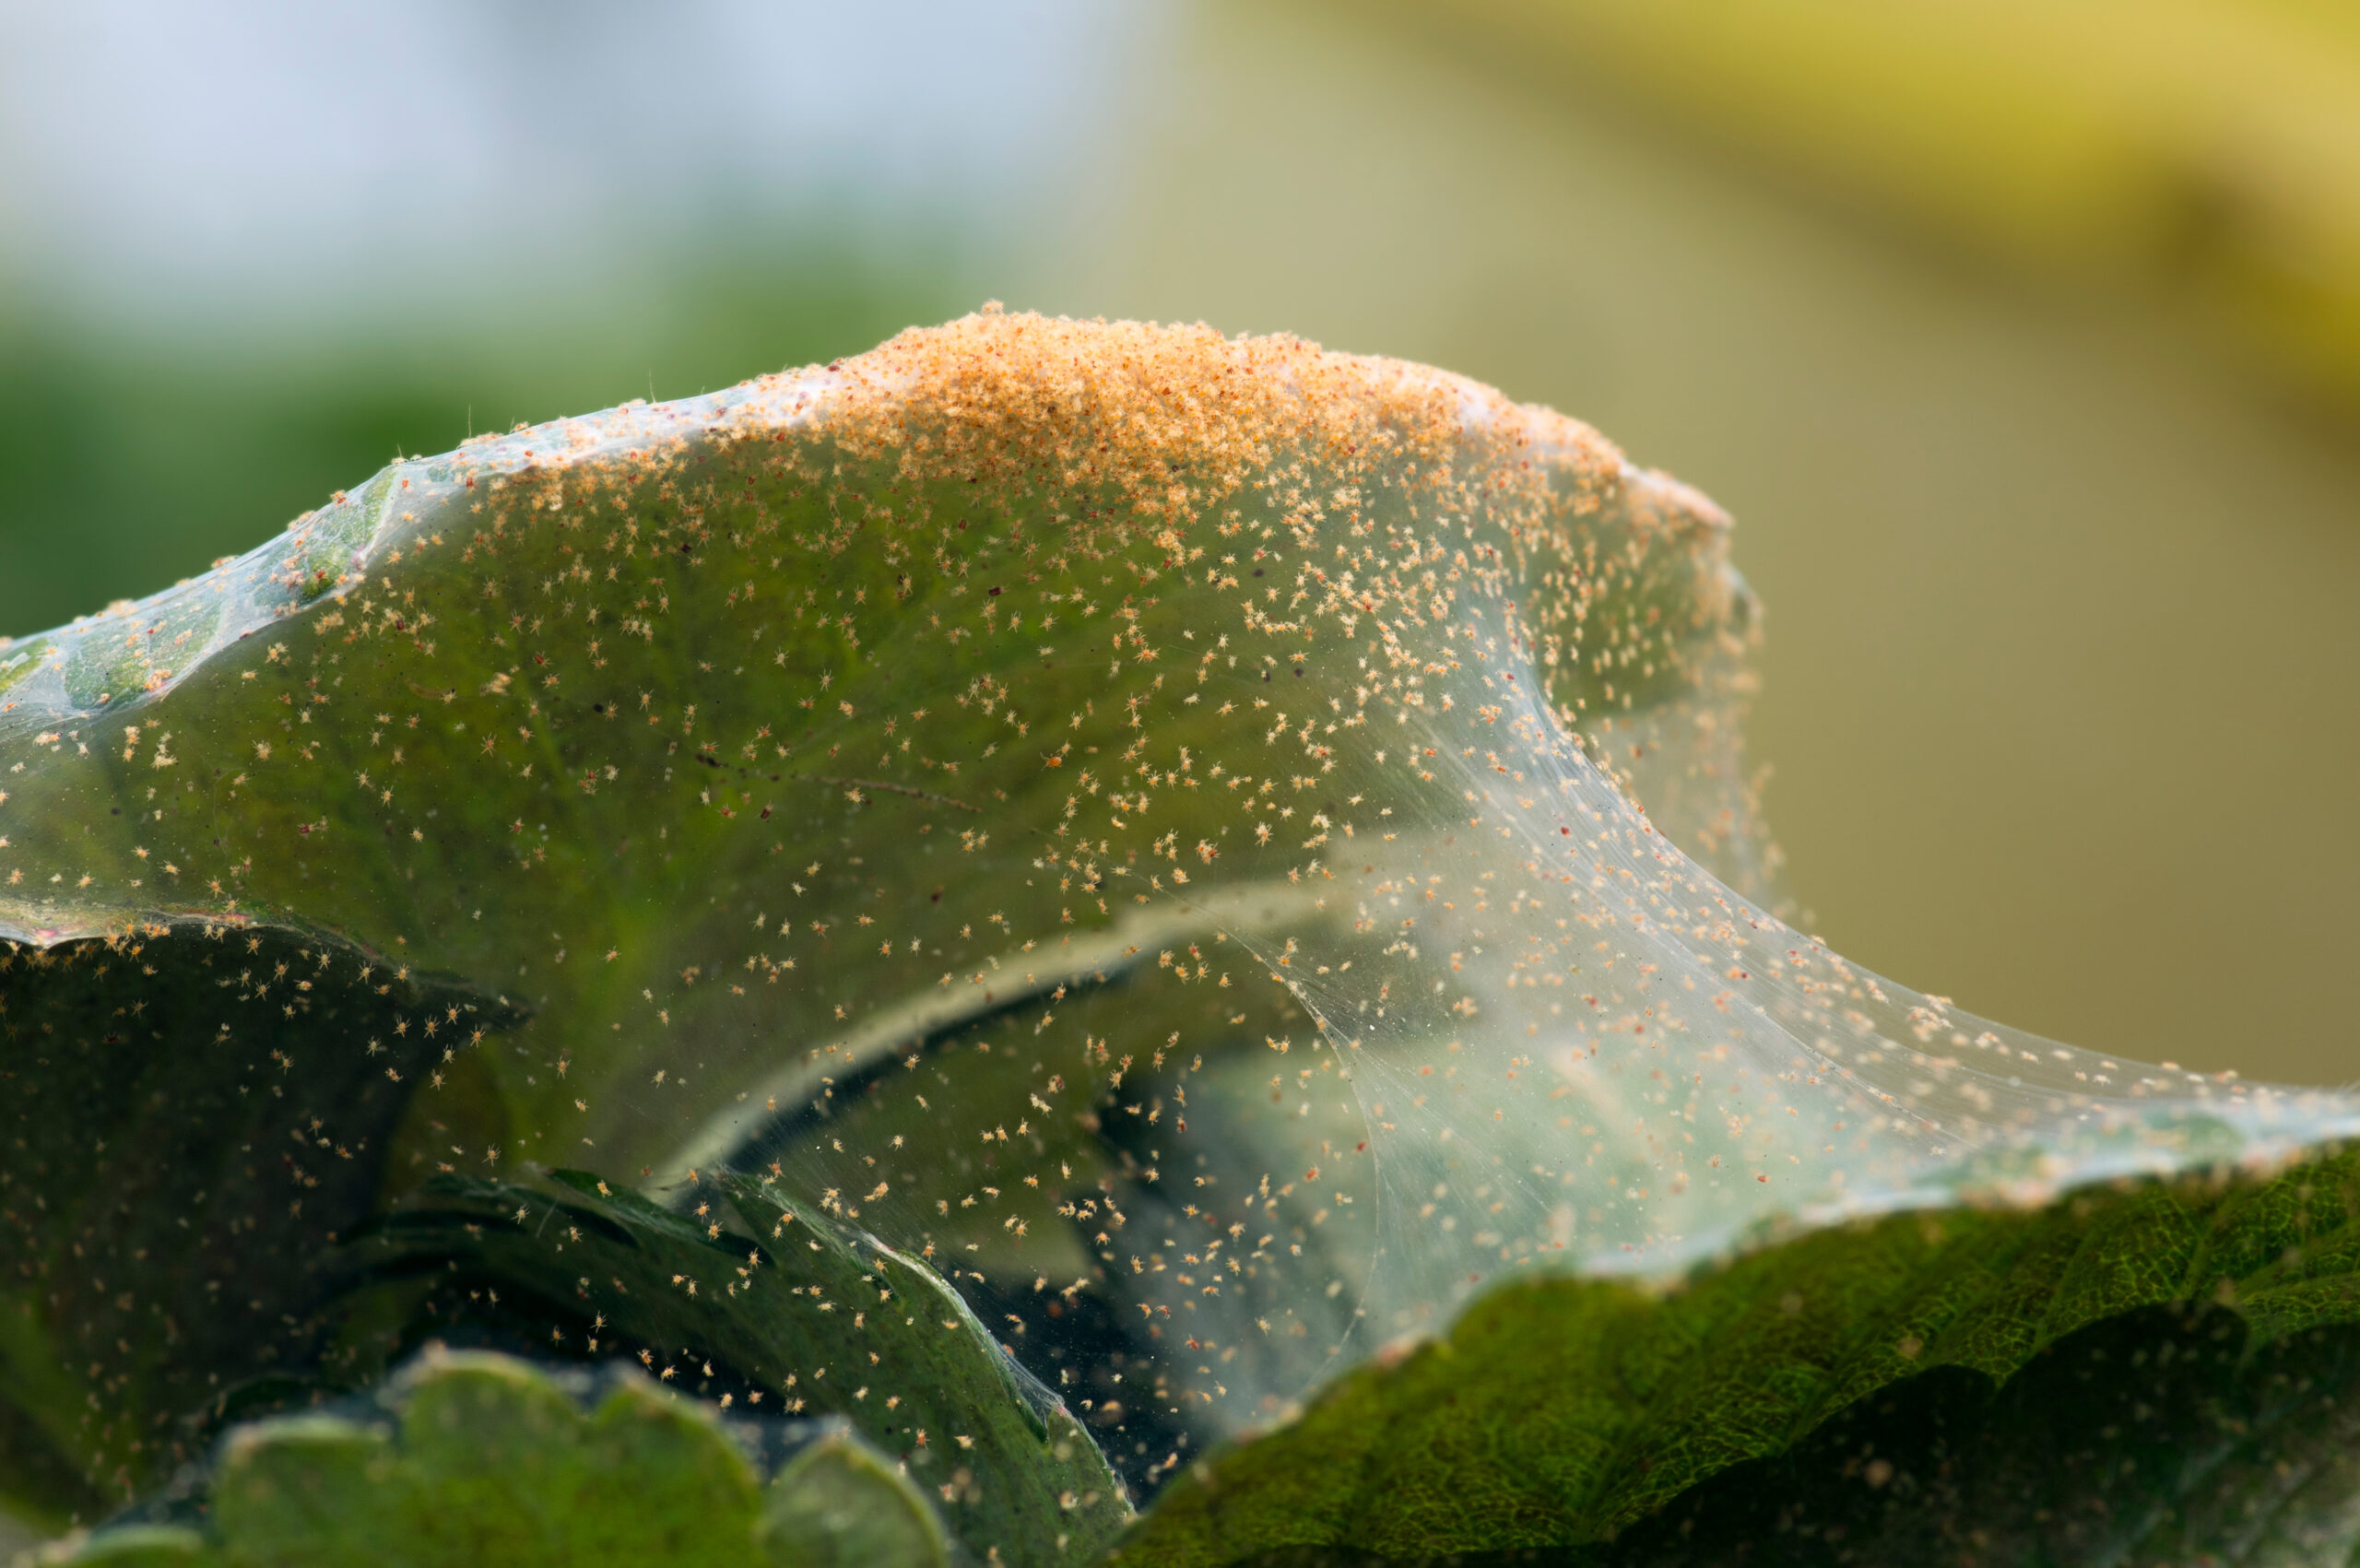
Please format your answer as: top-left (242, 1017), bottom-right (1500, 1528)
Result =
top-left (761, 1432), bottom-right (950, 1568)
top-left (6, 312), bottom-right (2359, 1564)
top-left (1105, 1310), bottom-right (2360, 1564)
top-left (48, 1527), bottom-right (208, 1566)
top-left (1604, 1305), bottom-right (2360, 1566)
top-left (0, 927), bottom-right (503, 1523)
top-left (1108, 1145), bottom-right (2360, 1563)
top-left (338, 1170), bottom-right (1129, 1563)
top-left (52, 1350), bottom-right (946, 1568)
top-left (0, 311), bottom-right (1790, 1532)
top-left (0, 930), bottom-right (1118, 1558)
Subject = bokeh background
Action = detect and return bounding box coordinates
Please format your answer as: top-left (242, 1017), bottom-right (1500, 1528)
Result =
top-left (3, 0), bottom-right (2355, 1086)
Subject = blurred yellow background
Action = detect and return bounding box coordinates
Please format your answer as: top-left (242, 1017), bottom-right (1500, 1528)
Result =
top-left (1417, 0), bottom-right (2360, 407)
top-left (2, 0), bottom-right (2354, 1087)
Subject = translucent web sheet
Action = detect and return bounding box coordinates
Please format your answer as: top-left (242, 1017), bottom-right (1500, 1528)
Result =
top-left (4, 312), bottom-right (2352, 1503)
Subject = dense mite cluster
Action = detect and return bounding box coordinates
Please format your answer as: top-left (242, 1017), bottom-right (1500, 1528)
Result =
top-left (4, 310), bottom-right (2350, 1520)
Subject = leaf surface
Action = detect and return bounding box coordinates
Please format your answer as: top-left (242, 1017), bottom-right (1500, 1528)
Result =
top-left (54, 1350), bottom-right (946, 1568)
top-left (761, 1429), bottom-right (951, 1568)
top-left (1110, 1147), bottom-right (2360, 1562)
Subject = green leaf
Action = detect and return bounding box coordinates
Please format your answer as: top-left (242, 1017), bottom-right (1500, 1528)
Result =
top-left (760, 1429), bottom-right (950, 1568)
top-left (1604, 1305), bottom-right (2360, 1566)
top-left (57, 1350), bottom-right (948, 1568)
top-left (336, 1170), bottom-right (1129, 1563)
top-left (1106, 1146), bottom-right (2360, 1563)
top-left (48, 1525), bottom-right (214, 1566)
top-left (354, 1352), bottom-right (760, 1566)
top-left (206, 1355), bottom-right (763, 1566)
top-left (1105, 1307), bottom-right (2360, 1564)
top-left (210, 1413), bottom-right (414, 1566)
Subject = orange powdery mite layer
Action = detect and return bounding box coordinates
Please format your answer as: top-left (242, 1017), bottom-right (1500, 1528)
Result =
top-left (3, 309), bottom-right (2350, 1529)
top-left (798, 311), bottom-right (1721, 691)
top-left (827, 312), bottom-right (1539, 516)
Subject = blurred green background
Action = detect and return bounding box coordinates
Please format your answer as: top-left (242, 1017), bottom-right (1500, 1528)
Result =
top-left (3, 0), bottom-right (2355, 1088)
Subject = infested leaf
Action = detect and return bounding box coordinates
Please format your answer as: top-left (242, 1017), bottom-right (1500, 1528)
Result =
top-left (0, 928), bottom-right (509, 1524)
top-left (6, 311), bottom-right (2357, 1554)
top-left (337, 1169), bottom-right (1128, 1564)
